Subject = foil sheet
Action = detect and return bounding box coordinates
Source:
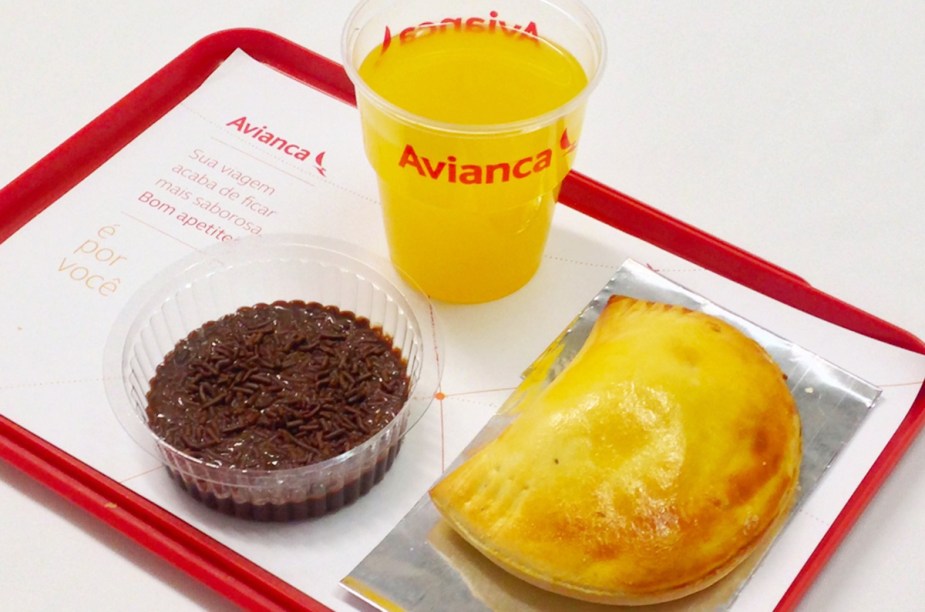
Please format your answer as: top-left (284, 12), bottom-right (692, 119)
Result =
top-left (342, 259), bottom-right (881, 611)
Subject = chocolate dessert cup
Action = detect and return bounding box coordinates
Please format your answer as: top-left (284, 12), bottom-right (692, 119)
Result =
top-left (104, 235), bottom-right (440, 521)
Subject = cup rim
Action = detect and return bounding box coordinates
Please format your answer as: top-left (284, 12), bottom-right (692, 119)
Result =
top-left (340, 0), bottom-right (608, 135)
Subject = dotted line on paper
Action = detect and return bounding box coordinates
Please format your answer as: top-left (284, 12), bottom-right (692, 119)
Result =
top-left (438, 394), bottom-right (509, 411)
top-left (642, 264), bottom-right (705, 274)
top-left (543, 255), bottom-right (617, 269)
top-left (876, 379), bottom-right (925, 388)
top-left (440, 386), bottom-right (517, 399)
top-left (121, 210), bottom-right (201, 252)
top-left (117, 465), bottom-right (165, 484)
top-left (438, 396), bottom-right (446, 472)
top-left (795, 506), bottom-right (830, 528)
top-left (543, 255), bottom-right (703, 275)
top-left (0, 377), bottom-right (105, 390)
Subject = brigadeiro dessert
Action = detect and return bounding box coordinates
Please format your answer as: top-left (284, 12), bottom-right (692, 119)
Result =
top-left (145, 299), bottom-right (412, 521)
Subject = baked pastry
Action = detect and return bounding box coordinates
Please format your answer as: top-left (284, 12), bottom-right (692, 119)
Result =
top-left (429, 296), bottom-right (801, 605)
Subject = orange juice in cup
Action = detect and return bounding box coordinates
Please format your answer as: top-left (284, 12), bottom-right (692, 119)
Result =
top-left (343, 0), bottom-right (605, 303)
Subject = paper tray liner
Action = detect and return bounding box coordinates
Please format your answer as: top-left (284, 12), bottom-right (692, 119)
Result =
top-left (342, 259), bottom-right (882, 611)
top-left (1, 29), bottom-right (920, 612)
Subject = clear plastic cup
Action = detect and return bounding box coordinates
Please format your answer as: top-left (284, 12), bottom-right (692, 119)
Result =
top-left (342, 0), bottom-right (606, 304)
top-left (103, 234), bottom-right (441, 521)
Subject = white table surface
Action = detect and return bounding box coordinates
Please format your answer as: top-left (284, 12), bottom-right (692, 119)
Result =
top-left (1, 1), bottom-right (923, 610)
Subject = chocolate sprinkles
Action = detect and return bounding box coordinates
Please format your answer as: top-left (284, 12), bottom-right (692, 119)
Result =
top-left (145, 300), bottom-right (410, 470)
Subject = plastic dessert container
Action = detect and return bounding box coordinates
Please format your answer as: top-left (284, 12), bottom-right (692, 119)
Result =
top-left (103, 234), bottom-right (440, 521)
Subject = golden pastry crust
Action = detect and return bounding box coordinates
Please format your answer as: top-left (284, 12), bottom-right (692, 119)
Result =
top-left (429, 297), bottom-right (802, 605)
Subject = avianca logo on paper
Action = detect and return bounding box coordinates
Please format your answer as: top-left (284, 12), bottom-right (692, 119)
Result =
top-left (226, 117), bottom-right (327, 176)
top-left (380, 10), bottom-right (539, 53)
top-left (398, 129), bottom-right (577, 184)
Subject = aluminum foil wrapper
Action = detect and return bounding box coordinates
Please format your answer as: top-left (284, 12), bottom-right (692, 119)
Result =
top-left (342, 260), bottom-right (881, 611)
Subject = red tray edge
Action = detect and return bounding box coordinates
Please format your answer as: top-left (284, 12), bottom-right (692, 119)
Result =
top-left (0, 27), bottom-right (922, 612)
top-left (0, 415), bottom-right (328, 612)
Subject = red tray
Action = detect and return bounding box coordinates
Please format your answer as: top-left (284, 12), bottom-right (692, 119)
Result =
top-left (1, 28), bottom-right (922, 612)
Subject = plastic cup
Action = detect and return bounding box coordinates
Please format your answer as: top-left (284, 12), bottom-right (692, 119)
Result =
top-left (342, 0), bottom-right (605, 304)
top-left (103, 234), bottom-right (441, 521)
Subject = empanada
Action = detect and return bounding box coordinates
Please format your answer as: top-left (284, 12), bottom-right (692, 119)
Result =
top-left (430, 297), bottom-right (801, 605)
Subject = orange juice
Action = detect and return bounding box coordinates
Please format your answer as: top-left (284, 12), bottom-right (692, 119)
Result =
top-left (354, 18), bottom-right (592, 303)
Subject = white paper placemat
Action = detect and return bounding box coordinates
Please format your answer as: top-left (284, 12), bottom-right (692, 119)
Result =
top-left (0, 49), bottom-right (923, 611)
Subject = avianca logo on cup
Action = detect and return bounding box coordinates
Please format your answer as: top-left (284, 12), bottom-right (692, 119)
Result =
top-left (380, 10), bottom-right (539, 53)
top-left (399, 129), bottom-right (577, 184)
